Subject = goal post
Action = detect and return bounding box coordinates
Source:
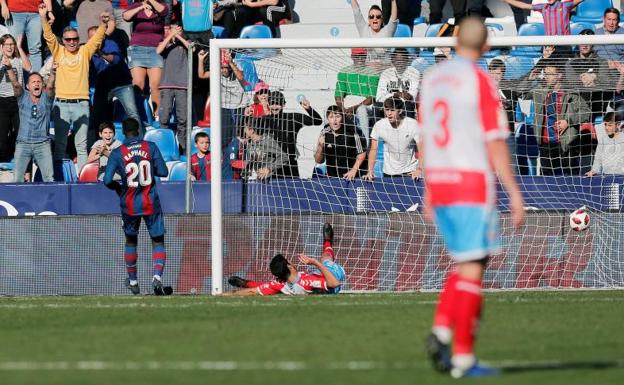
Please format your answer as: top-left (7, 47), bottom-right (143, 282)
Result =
top-left (209, 34), bottom-right (624, 295)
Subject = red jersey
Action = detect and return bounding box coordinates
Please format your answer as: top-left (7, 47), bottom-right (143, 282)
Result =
top-left (256, 272), bottom-right (328, 295)
top-left (8, 0), bottom-right (39, 13)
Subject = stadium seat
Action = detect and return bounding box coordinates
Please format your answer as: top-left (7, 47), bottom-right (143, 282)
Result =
top-left (196, 97), bottom-right (211, 128)
top-left (425, 23), bottom-right (444, 38)
top-left (168, 161), bottom-right (188, 181)
top-left (212, 25), bottom-right (225, 38)
top-left (144, 128), bottom-right (180, 161)
top-left (510, 23), bottom-right (544, 57)
top-left (394, 24), bottom-right (412, 38)
top-left (0, 160), bottom-right (14, 171)
top-left (571, 0), bottom-right (612, 24)
top-left (79, 162), bottom-right (99, 182)
top-left (413, 17), bottom-right (426, 25)
top-left (113, 122), bottom-right (125, 142)
top-left (240, 25), bottom-right (273, 39)
top-left (190, 127), bottom-right (211, 155)
top-left (503, 56), bottom-right (535, 80)
top-left (570, 21), bottom-right (596, 35)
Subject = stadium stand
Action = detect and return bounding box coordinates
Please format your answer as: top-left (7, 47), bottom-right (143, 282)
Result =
top-left (571, 0), bottom-right (613, 24)
top-left (168, 161), bottom-right (188, 182)
top-left (144, 129), bottom-right (180, 162)
top-left (78, 163), bottom-right (100, 182)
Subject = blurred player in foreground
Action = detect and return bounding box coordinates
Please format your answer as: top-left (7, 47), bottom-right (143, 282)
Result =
top-left (104, 118), bottom-right (170, 295)
top-left (418, 17), bottom-right (524, 378)
top-left (226, 223), bottom-right (346, 296)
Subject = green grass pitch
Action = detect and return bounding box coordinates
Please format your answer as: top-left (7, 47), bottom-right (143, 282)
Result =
top-left (0, 291), bottom-right (623, 385)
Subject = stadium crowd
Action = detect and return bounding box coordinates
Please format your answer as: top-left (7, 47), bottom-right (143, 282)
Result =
top-left (0, 0), bottom-right (623, 182)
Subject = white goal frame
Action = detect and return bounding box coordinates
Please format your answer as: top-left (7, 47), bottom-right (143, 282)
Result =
top-left (209, 34), bottom-right (624, 295)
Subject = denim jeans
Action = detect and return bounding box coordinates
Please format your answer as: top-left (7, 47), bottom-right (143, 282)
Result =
top-left (159, 88), bottom-right (187, 150)
top-left (7, 12), bottom-right (42, 72)
top-left (91, 85), bottom-right (141, 146)
top-left (52, 100), bottom-right (89, 179)
top-left (13, 141), bottom-right (54, 182)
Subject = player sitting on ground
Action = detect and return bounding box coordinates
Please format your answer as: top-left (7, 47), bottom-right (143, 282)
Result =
top-left (226, 223), bottom-right (346, 296)
top-left (104, 117), bottom-right (170, 296)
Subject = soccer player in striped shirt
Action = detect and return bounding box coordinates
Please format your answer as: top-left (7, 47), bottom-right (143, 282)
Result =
top-left (104, 118), bottom-right (169, 295)
top-left (418, 18), bottom-right (524, 377)
top-left (503, 0), bottom-right (585, 36)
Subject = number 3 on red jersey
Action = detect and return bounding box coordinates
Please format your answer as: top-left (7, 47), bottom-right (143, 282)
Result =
top-left (433, 99), bottom-right (450, 148)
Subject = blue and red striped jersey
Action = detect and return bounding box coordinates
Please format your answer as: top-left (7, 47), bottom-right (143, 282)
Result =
top-left (190, 153), bottom-right (211, 181)
top-left (104, 137), bottom-right (168, 216)
top-left (532, 1), bottom-right (575, 36)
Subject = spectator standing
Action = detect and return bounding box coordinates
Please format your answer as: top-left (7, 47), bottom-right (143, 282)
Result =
top-left (314, 105), bottom-right (367, 180)
top-left (382, 0), bottom-right (419, 27)
top-left (586, 111), bottom-right (624, 176)
top-left (109, 0), bottom-right (134, 52)
top-left (363, 97), bottom-right (421, 180)
top-left (260, 90), bottom-right (323, 178)
top-left (14, 71), bottom-right (56, 183)
top-left (502, 0), bottom-right (585, 36)
top-left (0, 0), bottom-right (52, 71)
top-left (521, 59), bottom-right (591, 175)
top-left (334, 48), bottom-right (381, 143)
top-left (505, 0), bottom-right (532, 31)
top-left (123, 0), bottom-right (169, 120)
top-left (73, 0), bottom-right (113, 43)
top-left (595, 8), bottom-right (624, 62)
top-left (0, 33), bottom-right (30, 162)
top-left (351, 0), bottom-right (397, 62)
top-left (41, 5), bottom-right (108, 179)
top-left (198, 49), bottom-right (249, 148)
top-left (87, 121), bottom-right (122, 180)
top-left (157, 24), bottom-right (191, 151)
top-left (190, 131), bottom-right (211, 181)
top-left (88, 25), bottom-right (141, 147)
top-left (429, 0), bottom-right (465, 25)
top-left (242, 116), bottom-right (287, 180)
top-left (376, 48), bottom-right (420, 119)
top-left (238, 0), bottom-right (290, 38)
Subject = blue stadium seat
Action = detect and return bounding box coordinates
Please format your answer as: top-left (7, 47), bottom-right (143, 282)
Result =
top-left (113, 122), bottom-right (125, 142)
top-left (425, 23), bottom-right (444, 38)
top-left (570, 21), bottom-right (596, 35)
top-left (0, 159), bottom-right (14, 171)
top-left (212, 25), bottom-right (225, 38)
top-left (571, 0), bottom-right (612, 24)
top-left (413, 17), bottom-right (426, 25)
top-left (190, 127), bottom-right (211, 155)
top-left (240, 25), bottom-right (273, 39)
top-left (144, 128), bottom-right (180, 161)
top-left (37, 159), bottom-right (76, 182)
top-left (510, 23), bottom-right (544, 58)
top-left (503, 56), bottom-right (535, 80)
top-left (168, 161), bottom-right (188, 181)
top-left (394, 24), bottom-right (412, 38)
top-left (486, 23), bottom-right (504, 33)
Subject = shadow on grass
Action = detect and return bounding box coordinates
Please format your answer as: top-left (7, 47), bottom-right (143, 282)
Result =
top-left (498, 360), bottom-right (624, 374)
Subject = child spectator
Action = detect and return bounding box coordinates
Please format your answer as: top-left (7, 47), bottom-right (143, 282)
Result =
top-left (586, 111), bottom-right (624, 176)
top-left (190, 131), bottom-right (211, 181)
top-left (157, 24), bottom-right (191, 151)
top-left (248, 82), bottom-right (270, 117)
top-left (87, 122), bottom-right (122, 180)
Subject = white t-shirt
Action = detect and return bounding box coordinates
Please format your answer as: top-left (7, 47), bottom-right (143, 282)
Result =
top-left (419, 56), bottom-right (508, 207)
top-left (370, 117), bottom-right (419, 175)
top-left (376, 66), bottom-right (421, 103)
top-left (591, 125), bottom-right (624, 175)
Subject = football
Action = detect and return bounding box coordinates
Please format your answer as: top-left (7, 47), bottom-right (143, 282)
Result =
top-left (569, 208), bottom-right (590, 231)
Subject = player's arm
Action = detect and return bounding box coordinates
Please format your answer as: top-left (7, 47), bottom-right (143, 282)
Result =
top-left (487, 139), bottom-right (524, 228)
top-left (363, 138), bottom-right (378, 181)
top-left (299, 254), bottom-right (340, 288)
top-left (103, 152), bottom-right (122, 194)
top-left (222, 287), bottom-right (259, 296)
top-left (314, 133), bottom-right (325, 163)
top-left (151, 144), bottom-right (169, 178)
top-left (502, 0), bottom-right (533, 10)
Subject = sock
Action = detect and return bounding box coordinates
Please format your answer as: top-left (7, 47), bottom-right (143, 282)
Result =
top-left (323, 241), bottom-right (335, 259)
top-left (124, 245), bottom-right (138, 281)
top-left (244, 280), bottom-right (260, 288)
top-left (453, 276), bottom-right (483, 357)
top-left (152, 244), bottom-right (167, 278)
top-left (432, 271), bottom-right (459, 331)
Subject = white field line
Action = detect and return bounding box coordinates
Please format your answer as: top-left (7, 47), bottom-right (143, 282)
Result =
top-left (0, 295), bottom-right (623, 309)
top-left (0, 360), bottom-right (622, 371)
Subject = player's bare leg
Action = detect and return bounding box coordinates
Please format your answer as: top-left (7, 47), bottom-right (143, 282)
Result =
top-left (124, 235), bottom-right (140, 295)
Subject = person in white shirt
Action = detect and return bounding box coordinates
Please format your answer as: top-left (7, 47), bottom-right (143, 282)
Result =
top-left (363, 97), bottom-right (421, 180)
top-left (586, 111), bottom-right (624, 176)
top-left (376, 47), bottom-right (420, 119)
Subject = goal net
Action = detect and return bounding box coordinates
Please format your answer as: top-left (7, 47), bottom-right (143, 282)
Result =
top-left (210, 35), bottom-right (624, 294)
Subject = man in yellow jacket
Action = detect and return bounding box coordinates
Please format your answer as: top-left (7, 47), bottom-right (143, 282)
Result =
top-left (39, 3), bottom-right (111, 180)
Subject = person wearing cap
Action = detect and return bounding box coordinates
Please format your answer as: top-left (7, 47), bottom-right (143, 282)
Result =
top-left (198, 49), bottom-right (250, 147)
top-left (248, 82), bottom-right (271, 117)
top-left (334, 47), bottom-right (381, 144)
top-left (259, 90), bottom-right (323, 178)
top-left (351, 0), bottom-right (397, 62)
